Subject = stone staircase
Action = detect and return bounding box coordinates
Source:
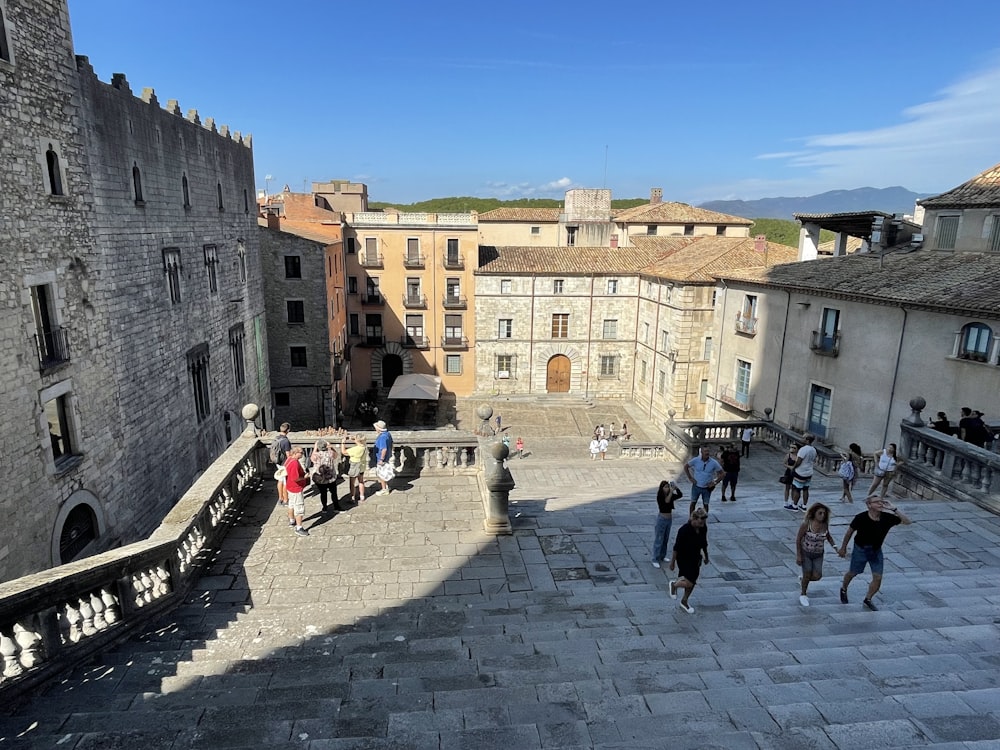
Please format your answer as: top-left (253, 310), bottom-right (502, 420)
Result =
top-left (2, 449), bottom-right (999, 748)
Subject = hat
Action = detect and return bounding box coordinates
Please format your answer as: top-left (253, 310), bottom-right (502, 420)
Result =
top-left (373, 420), bottom-right (387, 432)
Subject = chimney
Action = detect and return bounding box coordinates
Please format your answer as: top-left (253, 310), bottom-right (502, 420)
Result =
top-left (650, 187), bottom-right (663, 204)
top-left (266, 211), bottom-right (281, 231)
top-left (754, 234), bottom-right (766, 253)
top-left (610, 234), bottom-right (618, 248)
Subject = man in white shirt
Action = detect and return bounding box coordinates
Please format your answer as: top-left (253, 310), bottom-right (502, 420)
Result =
top-left (740, 426), bottom-right (753, 458)
top-left (786, 434), bottom-right (818, 512)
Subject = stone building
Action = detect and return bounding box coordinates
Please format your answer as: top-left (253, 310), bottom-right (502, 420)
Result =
top-left (0, 0), bottom-right (268, 582)
top-left (612, 189), bottom-right (753, 246)
top-left (259, 215), bottom-right (345, 429)
top-left (712, 162), bottom-right (1000, 452)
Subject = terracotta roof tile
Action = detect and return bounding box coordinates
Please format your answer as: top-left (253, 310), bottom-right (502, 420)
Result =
top-left (612, 201), bottom-right (753, 226)
top-left (919, 162), bottom-right (1000, 209)
top-left (633, 236), bottom-right (798, 282)
top-left (477, 207), bottom-right (562, 222)
top-left (476, 246), bottom-right (666, 275)
top-left (716, 250), bottom-right (1000, 315)
top-left (259, 218), bottom-right (342, 245)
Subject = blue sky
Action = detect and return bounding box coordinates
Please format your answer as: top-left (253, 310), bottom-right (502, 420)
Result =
top-left (68, 0), bottom-right (1000, 205)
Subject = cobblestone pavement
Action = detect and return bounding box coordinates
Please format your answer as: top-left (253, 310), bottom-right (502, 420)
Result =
top-left (2, 399), bottom-right (1000, 749)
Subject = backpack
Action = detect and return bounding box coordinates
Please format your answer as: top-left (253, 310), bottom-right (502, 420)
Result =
top-left (838, 460), bottom-right (855, 481)
top-left (269, 437), bottom-right (287, 465)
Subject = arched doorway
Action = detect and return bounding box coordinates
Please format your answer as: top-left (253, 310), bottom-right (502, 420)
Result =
top-left (546, 354), bottom-right (571, 393)
top-left (59, 503), bottom-right (98, 564)
top-left (381, 354), bottom-right (403, 389)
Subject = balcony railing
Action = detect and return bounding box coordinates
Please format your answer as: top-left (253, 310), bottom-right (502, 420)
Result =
top-left (735, 314), bottom-right (758, 335)
top-left (718, 385), bottom-right (753, 412)
top-left (400, 335), bottom-right (430, 349)
top-left (442, 295), bottom-right (467, 309)
top-left (359, 253), bottom-right (384, 268)
top-left (361, 294), bottom-right (384, 306)
top-left (441, 335), bottom-right (469, 349)
top-left (402, 254), bottom-right (425, 269)
top-left (810, 330), bottom-right (840, 356)
top-left (443, 254), bottom-right (464, 270)
top-left (402, 294), bottom-right (427, 309)
top-left (359, 335), bottom-right (385, 347)
top-left (34, 327), bottom-right (71, 370)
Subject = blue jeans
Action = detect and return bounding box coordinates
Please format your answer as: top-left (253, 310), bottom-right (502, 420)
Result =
top-left (652, 515), bottom-right (673, 561)
top-left (690, 484), bottom-right (714, 509)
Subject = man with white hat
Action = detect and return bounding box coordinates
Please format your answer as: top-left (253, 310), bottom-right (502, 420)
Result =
top-left (373, 420), bottom-right (394, 496)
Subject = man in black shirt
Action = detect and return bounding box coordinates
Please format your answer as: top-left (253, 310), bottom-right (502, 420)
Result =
top-left (838, 495), bottom-right (912, 611)
top-left (718, 443), bottom-right (741, 502)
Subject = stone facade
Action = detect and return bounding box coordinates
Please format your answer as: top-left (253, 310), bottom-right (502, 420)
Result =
top-left (0, 0), bottom-right (268, 582)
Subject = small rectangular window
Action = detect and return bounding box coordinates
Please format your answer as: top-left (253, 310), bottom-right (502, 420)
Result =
top-left (290, 346), bottom-right (308, 368)
top-left (286, 300), bottom-right (305, 324)
top-left (348, 276), bottom-right (358, 294)
top-left (497, 354), bottom-right (513, 377)
top-left (553, 279), bottom-right (564, 294)
top-left (699, 379), bottom-right (708, 403)
top-left (275, 392), bottom-right (290, 406)
top-left (716, 226), bottom-right (726, 236)
top-left (657, 370), bottom-right (666, 395)
top-left (607, 279), bottom-right (619, 294)
top-left (349, 313), bottom-right (360, 336)
top-left (284, 255), bottom-right (302, 278)
top-left (551, 313), bottom-right (568, 338)
top-left (990, 215), bottom-right (1000, 253)
top-left (566, 227), bottom-right (577, 247)
top-left (600, 355), bottom-right (618, 377)
top-left (602, 319), bottom-right (617, 339)
top-left (937, 216), bottom-right (959, 249)
top-left (703, 336), bottom-right (714, 361)
top-left (530, 226), bottom-right (540, 235)
top-left (445, 314), bottom-right (463, 341)
top-left (684, 225), bottom-right (695, 236)
top-left (500, 279), bottom-right (512, 294)
top-left (347, 237), bottom-right (357, 254)
top-left (44, 393), bottom-right (77, 464)
top-left (640, 359), bottom-right (648, 383)
top-left (498, 319), bottom-right (513, 338)
top-left (646, 225), bottom-right (657, 236)
top-left (445, 354), bottom-right (462, 374)
top-left (204, 244), bottom-right (219, 294)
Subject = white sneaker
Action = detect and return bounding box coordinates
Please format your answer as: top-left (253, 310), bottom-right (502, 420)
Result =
top-left (799, 595), bottom-right (810, 607)
top-left (679, 602), bottom-right (694, 614)
top-left (669, 580), bottom-right (677, 599)
top-left (652, 561), bottom-right (661, 569)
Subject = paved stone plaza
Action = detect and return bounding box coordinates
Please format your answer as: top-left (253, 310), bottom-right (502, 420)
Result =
top-left (2, 399), bottom-right (999, 749)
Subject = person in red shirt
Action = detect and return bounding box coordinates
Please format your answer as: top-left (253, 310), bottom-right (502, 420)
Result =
top-left (284, 446), bottom-right (310, 536)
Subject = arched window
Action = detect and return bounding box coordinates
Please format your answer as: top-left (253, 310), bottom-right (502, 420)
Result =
top-left (46, 144), bottom-right (64, 196)
top-left (960, 322), bottom-right (992, 362)
top-left (132, 162), bottom-right (144, 203)
top-left (182, 173), bottom-right (190, 208)
top-left (217, 182), bottom-right (224, 212)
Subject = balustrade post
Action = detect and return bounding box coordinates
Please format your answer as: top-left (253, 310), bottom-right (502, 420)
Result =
top-left (484, 442), bottom-right (514, 534)
top-left (900, 397), bottom-right (926, 459)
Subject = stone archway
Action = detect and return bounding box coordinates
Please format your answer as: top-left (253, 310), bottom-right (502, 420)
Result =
top-left (546, 354), bottom-right (571, 392)
top-left (381, 354), bottom-right (404, 389)
top-left (371, 340), bottom-right (414, 388)
top-left (50, 489), bottom-right (107, 567)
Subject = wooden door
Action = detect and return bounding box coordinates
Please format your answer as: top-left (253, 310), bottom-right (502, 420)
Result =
top-left (546, 355), bottom-right (570, 393)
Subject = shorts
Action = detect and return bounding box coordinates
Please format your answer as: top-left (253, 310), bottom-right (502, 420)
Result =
top-left (348, 462), bottom-right (362, 478)
top-left (792, 474), bottom-right (812, 489)
top-left (690, 485), bottom-right (713, 505)
top-left (287, 490), bottom-right (305, 516)
top-left (723, 471), bottom-right (739, 487)
top-left (800, 550), bottom-right (824, 577)
top-left (677, 559), bottom-right (701, 585)
top-left (849, 545), bottom-right (884, 575)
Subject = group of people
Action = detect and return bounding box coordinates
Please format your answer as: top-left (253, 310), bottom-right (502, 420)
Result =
top-left (587, 422), bottom-right (633, 459)
top-left (654, 438), bottom-right (914, 614)
top-left (270, 420), bottom-right (395, 536)
top-left (932, 407), bottom-right (995, 449)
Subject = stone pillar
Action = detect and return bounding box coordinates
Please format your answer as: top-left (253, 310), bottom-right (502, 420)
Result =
top-left (899, 397), bottom-right (926, 459)
top-left (484, 442), bottom-right (515, 534)
top-left (832, 232), bottom-right (850, 256)
top-left (798, 223), bottom-right (821, 261)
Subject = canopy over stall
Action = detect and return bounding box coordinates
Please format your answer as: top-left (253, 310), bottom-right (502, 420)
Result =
top-left (387, 374), bottom-right (441, 401)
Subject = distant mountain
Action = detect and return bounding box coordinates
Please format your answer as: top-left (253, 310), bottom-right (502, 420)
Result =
top-left (699, 187), bottom-right (931, 221)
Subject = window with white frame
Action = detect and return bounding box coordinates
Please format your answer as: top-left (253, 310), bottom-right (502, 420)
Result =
top-left (551, 313), bottom-right (568, 338)
top-left (406, 237), bottom-right (420, 263)
top-left (445, 354), bottom-right (462, 374)
top-left (405, 314), bottom-right (424, 345)
top-left (163, 248), bottom-right (182, 304)
top-left (735, 359), bottom-right (752, 400)
top-left (444, 314), bottom-right (463, 342)
top-left (496, 354), bottom-right (513, 378)
top-left (553, 279), bottom-right (564, 294)
top-left (602, 319), bottom-right (617, 339)
top-left (364, 237), bottom-right (379, 263)
top-left (498, 318), bottom-right (513, 339)
top-left (703, 336), bottom-right (713, 361)
top-left (500, 279), bottom-right (512, 294)
top-left (566, 227), bottom-right (577, 246)
top-left (600, 355), bottom-right (618, 377)
top-left (957, 322), bottom-right (992, 362)
top-left (936, 215), bottom-right (959, 249)
top-left (607, 279), bottom-right (619, 294)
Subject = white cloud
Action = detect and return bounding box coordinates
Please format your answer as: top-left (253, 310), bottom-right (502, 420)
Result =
top-left (482, 177), bottom-right (576, 198)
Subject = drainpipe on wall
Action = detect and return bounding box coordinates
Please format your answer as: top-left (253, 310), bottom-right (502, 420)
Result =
top-left (882, 305), bottom-right (909, 448)
top-left (770, 289), bottom-right (792, 424)
top-left (713, 281), bottom-right (730, 421)
top-left (585, 275), bottom-right (594, 398)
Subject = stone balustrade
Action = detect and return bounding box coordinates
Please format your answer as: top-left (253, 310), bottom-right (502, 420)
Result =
top-left (897, 421), bottom-right (1000, 509)
top-left (293, 430), bottom-right (481, 476)
top-left (0, 432), bottom-right (266, 698)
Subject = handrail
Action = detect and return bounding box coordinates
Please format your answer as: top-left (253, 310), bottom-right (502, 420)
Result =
top-left (897, 422), bottom-right (1000, 506)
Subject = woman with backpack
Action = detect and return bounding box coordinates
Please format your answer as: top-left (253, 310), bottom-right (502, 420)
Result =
top-left (310, 439), bottom-right (340, 512)
top-left (838, 443), bottom-right (862, 503)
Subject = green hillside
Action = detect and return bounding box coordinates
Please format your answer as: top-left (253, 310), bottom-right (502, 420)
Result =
top-left (749, 218), bottom-right (833, 248)
top-left (369, 196), bottom-right (650, 213)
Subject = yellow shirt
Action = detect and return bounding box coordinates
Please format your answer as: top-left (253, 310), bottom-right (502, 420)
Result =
top-left (345, 444), bottom-right (367, 463)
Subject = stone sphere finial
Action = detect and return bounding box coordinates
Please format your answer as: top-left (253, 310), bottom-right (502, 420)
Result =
top-left (241, 403), bottom-right (260, 421)
top-left (490, 441), bottom-right (510, 462)
top-left (476, 404), bottom-right (494, 421)
top-left (764, 407), bottom-right (773, 421)
top-left (909, 397), bottom-right (926, 412)
top-left (667, 409), bottom-right (676, 421)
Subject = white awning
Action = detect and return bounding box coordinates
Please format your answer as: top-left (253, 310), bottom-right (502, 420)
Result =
top-left (387, 374), bottom-right (441, 401)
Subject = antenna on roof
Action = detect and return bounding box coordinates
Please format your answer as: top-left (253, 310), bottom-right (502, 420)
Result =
top-left (603, 145), bottom-right (608, 188)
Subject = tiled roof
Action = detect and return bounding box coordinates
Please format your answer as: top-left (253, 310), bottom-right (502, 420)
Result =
top-left (612, 201), bottom-right (753, 226)
top-left (259, 218), bottom-right (342, 245)
top-left (919, 162), bottom-right (1000, 209)
top-left (477, 208), bottom-right (562, 222)
top-left (476, 246), bottom-right (667, 275)
top-left (633, 236), bottom-right (799, 282)
top-left (475, 236), bottom-right (798, 280)
top-left (818, 235), bottom-right (866, 254)
top-left (716, 250), bottom-right (1000, 315)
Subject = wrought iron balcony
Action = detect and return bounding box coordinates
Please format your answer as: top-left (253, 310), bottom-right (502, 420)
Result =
top-left (359, 335), bottom-right (385, 347)
top-left (441, 335), bottom-right (469, 350)
top-left (361, 294), bottom-right (384, 306)
top-left (400, 335), bottom-right (430, 349)
top-left (402, 294), bottom-right (427, 309)
top-left (402, 253), bottom-right (425, 269)
top-left (359, 253), bottom-right (384, 269)
top-left (718, 385), bottom-right (753, 412)
top-left (34, 327), bottom-right (71, 370)
top-left (443, 253), bottom-right (464, 270)
top-left (442, 295), bottom-right (467, 309)
top-left (735, 314), bottom-right (758, 335)
top-left (810, 330), bottom-right (840, 357)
